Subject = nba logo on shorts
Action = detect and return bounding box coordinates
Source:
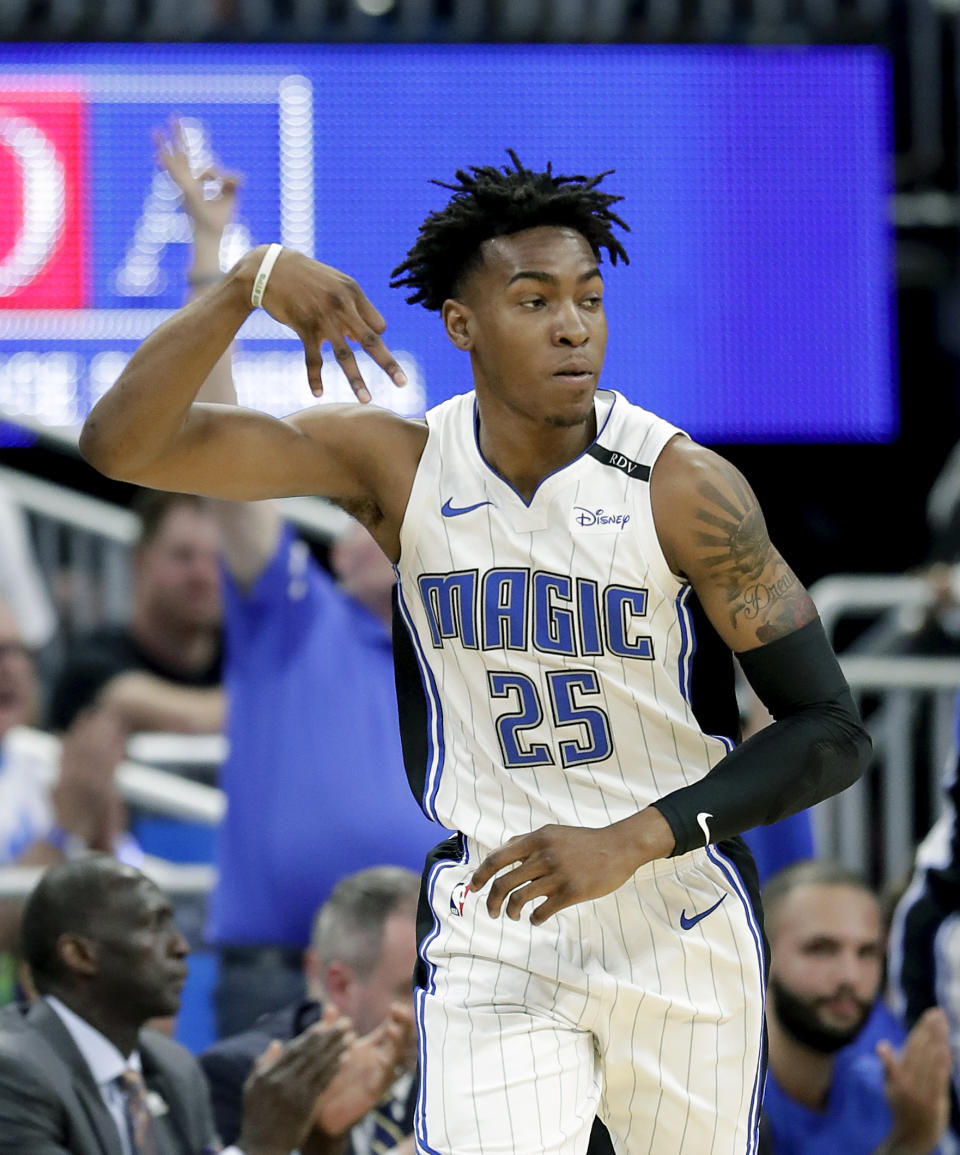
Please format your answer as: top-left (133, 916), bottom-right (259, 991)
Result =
top-left (450, 882), bottom-right (470, 917)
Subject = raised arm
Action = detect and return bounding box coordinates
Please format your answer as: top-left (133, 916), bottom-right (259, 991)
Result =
top-left (156, 121), bottom-right (281, 585)
top-left (80, 248), bottom-right (413, 499)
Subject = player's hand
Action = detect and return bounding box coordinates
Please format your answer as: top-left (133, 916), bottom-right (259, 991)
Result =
top-left (237, 1014), bottom-right (353, 1155)
top-left (877, 1007), bottom-right (951, 1155)
top-left (470, 809), bottom-right (675, 925)
top-left (249, 246), bottom-right (407, 403)
top-left (154, 118), bottom-right (241, 241)
top-left (311, 1003), bottom-right (415, 1137)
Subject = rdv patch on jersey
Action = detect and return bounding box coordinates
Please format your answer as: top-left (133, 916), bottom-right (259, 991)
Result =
top-left (450, 882), bottom-right (470, 916)
top-left (570, 506), bottom-right (632, 533)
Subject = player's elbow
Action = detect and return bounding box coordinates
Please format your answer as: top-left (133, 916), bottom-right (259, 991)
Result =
top-left (805, 717), bottom-right (871, 807)
top-left (832, 722), bottom-right (871, 794)
top-left (79, 413), bottom-right (154, 483)
top-left (79, 415), bottom-right (126, 479)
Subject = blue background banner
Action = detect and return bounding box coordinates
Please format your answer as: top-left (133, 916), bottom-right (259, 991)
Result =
top-left (0, 43), bottom-right (895, 442)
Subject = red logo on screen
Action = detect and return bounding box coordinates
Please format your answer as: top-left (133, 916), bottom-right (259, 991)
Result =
top-left (0, 91), bottom-right (88, 308)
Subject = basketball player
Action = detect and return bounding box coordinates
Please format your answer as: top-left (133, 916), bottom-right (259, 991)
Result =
top-left (79, 156), bottom-right (871, 1154)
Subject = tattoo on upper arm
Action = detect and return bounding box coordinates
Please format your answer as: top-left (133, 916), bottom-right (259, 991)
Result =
top-left (692, 463), bottom-right (816, 643)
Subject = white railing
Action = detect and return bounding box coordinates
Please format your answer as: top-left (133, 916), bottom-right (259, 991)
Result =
top-left (3, 726), bottom-right (225, 826)
top-left (810, 574), bottom-right (935, 647)
top-left (0, 857), bottom-right (216, 899)
top-left (0, 726), bottom-right (225, 899)
top-left (0, 422), bottom-right (347, 637)
top-left (818, 660), bottom-right (960, 884)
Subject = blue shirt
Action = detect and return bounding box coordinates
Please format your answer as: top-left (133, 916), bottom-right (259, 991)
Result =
top-left (743, 809), bottom-right (817, 888)
top-left (762, 1007), bottom-right (915, 1155)
top-left (207, 527), bottom-right (441, 947)
top-left (763, 1049), bottom-right (893, 1155)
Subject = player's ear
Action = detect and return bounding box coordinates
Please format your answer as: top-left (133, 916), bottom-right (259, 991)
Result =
top-left (442, 298), bottom-right (473, 351)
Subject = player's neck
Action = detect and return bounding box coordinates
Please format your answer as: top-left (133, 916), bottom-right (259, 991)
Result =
top-left (767, 1015), bottom-right (836, 1113)
top-left (476, 407), bottom-right (597, 503)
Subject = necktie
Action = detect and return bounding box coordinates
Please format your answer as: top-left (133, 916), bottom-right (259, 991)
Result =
top-left (117, 1068), bottom-right (160, 1155)
top-left (368, 1092), bottom-right (406, 1154)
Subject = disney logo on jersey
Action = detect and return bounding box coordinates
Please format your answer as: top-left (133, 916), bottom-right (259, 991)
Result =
top-left (450, 882), bottom-right (470, 917)
top-left (571, 507), bottom-right (632, 533)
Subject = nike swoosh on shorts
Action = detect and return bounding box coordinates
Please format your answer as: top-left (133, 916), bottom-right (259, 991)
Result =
top-left (679, 893), bottom-right (728, 930)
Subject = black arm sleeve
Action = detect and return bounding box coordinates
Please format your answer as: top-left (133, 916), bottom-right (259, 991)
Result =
top-left (652, 618), bottom-right (872, 857)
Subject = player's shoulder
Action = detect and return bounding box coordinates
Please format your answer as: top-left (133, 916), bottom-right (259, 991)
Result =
top-left (651, 435), bottom-right (750, 503)
top-left (650, 437), bottom-right (761, 577)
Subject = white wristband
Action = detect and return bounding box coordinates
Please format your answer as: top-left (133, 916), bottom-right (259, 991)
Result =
top-left (250, 243), bottom-right (283, 309)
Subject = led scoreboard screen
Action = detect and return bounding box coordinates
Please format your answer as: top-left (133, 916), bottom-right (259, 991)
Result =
top-left (0, 44), bottom-right (894, 443)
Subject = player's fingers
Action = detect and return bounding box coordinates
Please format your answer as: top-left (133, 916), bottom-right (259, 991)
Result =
top-left (353, 289), bottom-right (387, 335)
top-left (299, 338), bottom-right (325, 397)
top-left (343, 319), bottom-right (406, 388)
top-left (329, 340), bottom-right (371, 404)
top-left (503, 878), bottom-right (553, 921)
top-left (470, 837), bottom-right (529, 891)
top-left (486, 861), bottom-right (542, 918)
top-left (529, 891), bottom-right (574, 926)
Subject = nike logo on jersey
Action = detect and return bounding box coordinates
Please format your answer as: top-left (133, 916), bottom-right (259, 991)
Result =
top-left (679, 894), bottom-right (727, 930)
top-left (441, 498), bottom-right (493, 518)
top-left (697, 812), bottom-right (713, 845)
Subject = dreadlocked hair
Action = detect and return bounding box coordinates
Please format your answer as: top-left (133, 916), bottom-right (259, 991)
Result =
top-left (390, 150), bottom-right (630, 312)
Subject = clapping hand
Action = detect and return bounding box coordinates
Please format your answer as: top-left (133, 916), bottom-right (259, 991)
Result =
top-left (310, 1002), bottom-right (416, 1139)
top-left (877, 1006), bottom-right (952, 1155)
top-left (237, 1010), bottom-right (353, 1155)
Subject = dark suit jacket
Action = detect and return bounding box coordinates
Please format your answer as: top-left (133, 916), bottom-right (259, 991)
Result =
top-left (0, 999), bottom-right (219, 1155)
top-left (200, 999), bottom-right (417, 1153)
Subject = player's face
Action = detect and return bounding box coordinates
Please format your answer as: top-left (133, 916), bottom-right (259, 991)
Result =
top-left (136, 504), bottom-right (221, 630)
top-left (768, 883), bottom-right (882, 1052)
top-left (448, 226), bottom-right (607, 431)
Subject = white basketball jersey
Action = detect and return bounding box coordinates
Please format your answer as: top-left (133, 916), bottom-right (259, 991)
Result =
top-left (394, 388), bottom-right (734, 850)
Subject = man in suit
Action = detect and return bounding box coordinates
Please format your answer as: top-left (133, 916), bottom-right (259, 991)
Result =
top-left (0, 856), bottom-right (353, 1155)
top-left (201, 866), bottom-right (420, 1155)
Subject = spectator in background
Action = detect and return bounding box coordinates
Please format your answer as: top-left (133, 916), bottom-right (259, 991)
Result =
top-left (156, 120), bottom-right (439, 1038)
top-left (0, 856), bottom-right (352, 1155)
top-left (759, 859), bottom-right (951, 1155)
top-left (0, 596), bottom-right (138, 956)
top-left (48, 487), bottom-right (224, 736)
top-left (201, 866), bottom-right (419, 1155)
top-left (888, 690), bottom-right (960, 1152)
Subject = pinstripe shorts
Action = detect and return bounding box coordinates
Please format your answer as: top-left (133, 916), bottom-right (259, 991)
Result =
top-left (412, 833), bottom-right (767, 1155)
